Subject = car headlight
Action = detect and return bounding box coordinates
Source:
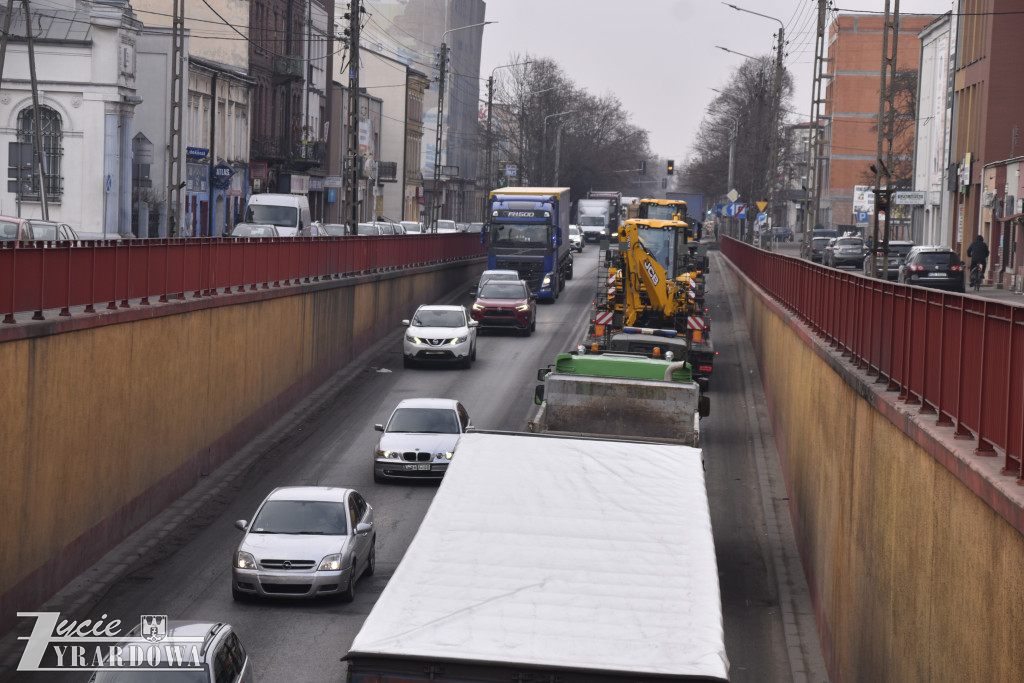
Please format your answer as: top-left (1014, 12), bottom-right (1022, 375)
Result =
top-left (318, 554), bottom-right (342, 571)
top-left (405, 334), bottom-right (419, 343)
top-left (542, 275), bottom-right (551, 287)
top-left (600, 229), bottom-right (608, 234)
top-left (515, 303), bottom-right (530, 311)
top-left (445, 451), bottom-right (454, 460)
top-left (471, 303), bottom-right (484, 311)
top-left (376, 449), bottom-right (397, 458)
top-left (451, 335), bottom-right (468, 344)
top-left (236, 551), bottom-right (256, 570)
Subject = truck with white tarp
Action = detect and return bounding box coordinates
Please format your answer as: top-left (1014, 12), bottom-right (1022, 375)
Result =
top-left (344, 431), bottom-right (729, 683)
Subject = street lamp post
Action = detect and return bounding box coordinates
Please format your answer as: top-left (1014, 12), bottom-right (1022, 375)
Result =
top-left (487, 60), bottom-right (531, 196)
top-left (543, 110), bottom-right (573, 186)
top-left (430, 21), bottom-right (495, 232)
top-left (723, 2), bottom-right (785, 251)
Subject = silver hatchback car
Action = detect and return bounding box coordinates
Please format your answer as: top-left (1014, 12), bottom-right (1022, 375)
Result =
top-left (232, 486), bottom-right (375, 601)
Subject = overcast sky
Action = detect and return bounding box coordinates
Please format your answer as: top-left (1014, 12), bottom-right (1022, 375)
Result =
top-left (480, 0), bottom-right (955, 165)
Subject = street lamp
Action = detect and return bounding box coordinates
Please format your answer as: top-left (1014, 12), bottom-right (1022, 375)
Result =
top-left (430, 20), bottom-right (496, 232)
top-left (487, 60), bottom-right (531, 195)
top-left (715, 45), bottom-right (759, 60)
top-left (723, 2), bottom-right (785, 250)
top-left (543, 110), bottom-right (574, 186)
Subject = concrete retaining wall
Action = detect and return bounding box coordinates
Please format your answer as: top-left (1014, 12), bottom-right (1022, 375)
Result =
top-left (0, 260), bottom-right (481, 634)
top-left (730, 262), bottom-right (1024, 682)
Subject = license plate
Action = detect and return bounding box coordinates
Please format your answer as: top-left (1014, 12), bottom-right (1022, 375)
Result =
top-left (927, 272), bottom-right (946, 277)
top-left (425, 351), bottom-right (445, 355)
top-left (403, 464), bottom-right (431, 471)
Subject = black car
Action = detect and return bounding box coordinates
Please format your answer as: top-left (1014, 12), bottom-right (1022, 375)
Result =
top-left (898, 247), bottom-right (965, 293)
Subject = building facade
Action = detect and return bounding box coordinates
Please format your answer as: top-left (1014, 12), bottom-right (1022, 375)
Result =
top-left (0, 0), bottom-right (141, 235)
top-left (823, 13), bottom-right (935, 235)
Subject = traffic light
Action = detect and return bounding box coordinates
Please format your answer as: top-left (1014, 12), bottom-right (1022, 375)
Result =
top-left (876, 188), bottom-right (890, 216)
top-left (667, 159), bottom-right (675, 175)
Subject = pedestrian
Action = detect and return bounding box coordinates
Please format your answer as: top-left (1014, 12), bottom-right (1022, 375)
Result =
top-left (967, 234), bottom-right (989, 278)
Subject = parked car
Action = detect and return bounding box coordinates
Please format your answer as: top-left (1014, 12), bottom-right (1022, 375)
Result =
top-left (232, 486), bottom-right (375, 601)
top-left (401, 221), bottom-right (424, 234)
top-left (356, 222), bottom-right (382, 236)
top-left (568, 225), bottom-right (584, 252)
top-left (436, 219), bottom-right (458, 233)
top-left (230, 224), bottom-right (280, 238)
top-left (863, 240), bottom-right (915, 280)
top-left (1, 215), bottom-right (81, 246)
top-left (471, 268), bottom-right (521, 297)
top-left (471, 279), bottom-right (537, 335)
top-left (402, 304), bottom-right (477, 368)
top-left (236, 193), bottom-right (311, 237)
top-left (88, 621), bottom-right (254, 682)
top-left (826, 236), bottom-right (866, 268)
top-left (771, 226), bottom-right (794, 242)
top-left (320, 223), bottom-right (349, 236)
top-left (468, 221), bottom-right (484, 235)
top-left (898, 246), bottom-right (965, 293)
top-left (373, 398), bottom-right (471, 483)
top-left (819, 237), bottom-right (839, 265)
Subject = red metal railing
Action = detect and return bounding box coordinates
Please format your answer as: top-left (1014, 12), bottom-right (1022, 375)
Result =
top-left (0, 234), bottom-right (484, 323)
top-left (723, 236), bottom-right (1024, 482)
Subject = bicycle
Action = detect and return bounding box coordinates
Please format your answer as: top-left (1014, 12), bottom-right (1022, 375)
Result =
top-left (969, 263), bottom-right (983, 292)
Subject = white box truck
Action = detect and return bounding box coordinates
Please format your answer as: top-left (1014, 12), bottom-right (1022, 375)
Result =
top-left (576, 198), bottom-right (613, 243)
top-left (344, 431), bottom-right (728, 683)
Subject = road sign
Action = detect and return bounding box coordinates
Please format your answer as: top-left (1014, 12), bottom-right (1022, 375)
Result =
top-left (105, 174), bottom-right (112, 193)
top-left (727, 189), bottom-right (739, 203)
top-left (756, 212), bottom-right (767, 225)
top-left (893, 190), bottom-right (926, 206)
top-left (853, 185), bottom-right (875, 212)
top-left (725, 202), bottom-right (747, 218)
top-left (855, 210), bottom-right (869, 225)
top-left (505, 163), bottom-right (517, 178)
top-left (756, 201), bottom-right (767, 212)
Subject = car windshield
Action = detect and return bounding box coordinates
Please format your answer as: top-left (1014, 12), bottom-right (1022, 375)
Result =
top-left (437, 221), bottom-right (456, 231)
top-left (411, 308), bottom-right (466, 327)
top-left (489, 223), bottom-right (550, 247)
top-left (233, 225), bottom-right (276, 237)
top-left (30, 223), bottom-right (60, 240)
top-left (837, 238), bottom-right (863, 248)
top-left (569, 226), bottom-right (580, 236)
top-left (387, 407), bottom-right (460, 434)
top-left (479, 282), bottom-right (527, 299)
top-left (579, 216), bottom-right (604, 226)
top-left (917, 252), bottom-right (957, 267)
top-left (0, 221), bottom-right (20, 240)
top-left (812, 237), bottom-right (831, 248)
top-left (890, 244), bottom-right (914, 257)
top-left (643, 204), bottom-right (685, 220)
top-left (356, 223), bottom-right (378, 235)
top-left (479, 272), bottom-right (519, 288)
top-left (322, 225), bottom-right (347, 236)
top-left (243, 204), bottom-right (297, 226)
top-left (250, 500), bottom-right (348, 535)
top-left (91, 669), bottom-right (211, 682)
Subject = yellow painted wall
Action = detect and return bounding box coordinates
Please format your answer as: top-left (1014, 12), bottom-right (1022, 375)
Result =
top-left (736, 276), bottom-right (1024, 682)
top-left (0, 265), bottom-right (475, 626)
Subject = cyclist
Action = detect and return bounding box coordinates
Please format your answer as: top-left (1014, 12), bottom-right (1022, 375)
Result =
top-left (967, 234), bottom-right (989, 284)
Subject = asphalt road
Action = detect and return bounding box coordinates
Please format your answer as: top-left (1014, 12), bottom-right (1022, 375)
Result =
top-left (1, 244), bottom-right (827, 683)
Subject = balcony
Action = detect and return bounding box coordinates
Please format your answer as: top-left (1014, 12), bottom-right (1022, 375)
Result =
top-left (378, 161), bottom-right (398, 182)
top-left (292, 140), bottom-right (326, 170)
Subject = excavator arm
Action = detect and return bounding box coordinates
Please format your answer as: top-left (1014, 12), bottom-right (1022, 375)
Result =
top-left (618, 221), bottom-right (683, 325)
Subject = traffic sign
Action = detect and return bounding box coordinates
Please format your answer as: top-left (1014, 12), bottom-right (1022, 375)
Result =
top-left (756, 201), bottom-right (767, 212)
top-left (892, 190), bottom-right (926, 205)
top-left (756, 212), bottom-right (767, 225)
top-left (855, 210), bottom-right (869, 225)
top-left (727, 189), bottom-right (739, 203)
top-left (725, 202), bottom-right (747, 218)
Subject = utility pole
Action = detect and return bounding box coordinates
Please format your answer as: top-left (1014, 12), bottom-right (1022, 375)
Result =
top-left (763, 25), bottom-right (784, 252)
top-left (21, 0), bottom-right (48, 219)
top-left (167, 0), bottom-right (184, 236)
top-left (553, 121), bottom-right (564, 186)
top-left (346, 0), bottom-right (362, 233)
top-left (870, 0), bottom-right (899, 277)
top-left (430, 41), bottom-right (448, 232)
top-left (486, 75), bottom-right (494, 194)
top-left (0, 0), bottom-right (15, 85)
top-left (802, 0), bottom-right (829, 258)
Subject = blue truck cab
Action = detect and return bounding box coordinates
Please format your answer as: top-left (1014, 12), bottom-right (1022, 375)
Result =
top-left (486, 187), bottom-right (573, 302)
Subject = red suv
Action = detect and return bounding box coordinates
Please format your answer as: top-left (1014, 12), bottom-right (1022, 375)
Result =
top-left (471, 280), bottom-right (537, 336)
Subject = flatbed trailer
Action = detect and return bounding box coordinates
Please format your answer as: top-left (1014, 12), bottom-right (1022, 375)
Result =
top-left (345, 431), bottom-right (729, 683)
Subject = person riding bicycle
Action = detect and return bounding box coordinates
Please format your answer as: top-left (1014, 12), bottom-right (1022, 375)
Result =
top-left (967, 234), bottom-right (990, 280)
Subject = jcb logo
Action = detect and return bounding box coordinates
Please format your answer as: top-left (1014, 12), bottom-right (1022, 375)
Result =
top-left (643, 260), bottom-right (659, 285)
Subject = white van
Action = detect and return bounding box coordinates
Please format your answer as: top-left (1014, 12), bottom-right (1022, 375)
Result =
top-left (237, 193), bottom-right (312, 237)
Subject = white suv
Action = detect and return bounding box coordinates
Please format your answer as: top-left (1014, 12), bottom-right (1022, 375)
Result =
top-left (402, 305), bottom-right (477, 368)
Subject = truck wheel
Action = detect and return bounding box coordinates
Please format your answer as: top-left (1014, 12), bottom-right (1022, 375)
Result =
top-left (566, 260), bottom-right (574, 280)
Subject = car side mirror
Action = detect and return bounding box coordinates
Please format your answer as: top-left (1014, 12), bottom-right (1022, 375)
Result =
top-left (355, 522), bottom-right (372, 536)
top-left (235, 520), bottom-right (248, 531)
top-left (401, 319), bottom-right (410, 326)
top-left (374, 424), bottom-right (384, 432)
top-left (537, 367), bottom-right (551, 381)
top-left (534, 385), bottom-right (545, 405)
top-left (469, 288), bottom-right (478, 296)
top-left (468, 320), bottom-right (479, 328)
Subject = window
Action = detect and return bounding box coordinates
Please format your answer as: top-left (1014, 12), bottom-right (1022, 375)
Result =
top-left (17, 106), bottom-right (63, 200)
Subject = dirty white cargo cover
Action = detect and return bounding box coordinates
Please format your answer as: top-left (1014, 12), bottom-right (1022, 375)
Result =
top-left (348, 432), bottom-right (728, 680)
